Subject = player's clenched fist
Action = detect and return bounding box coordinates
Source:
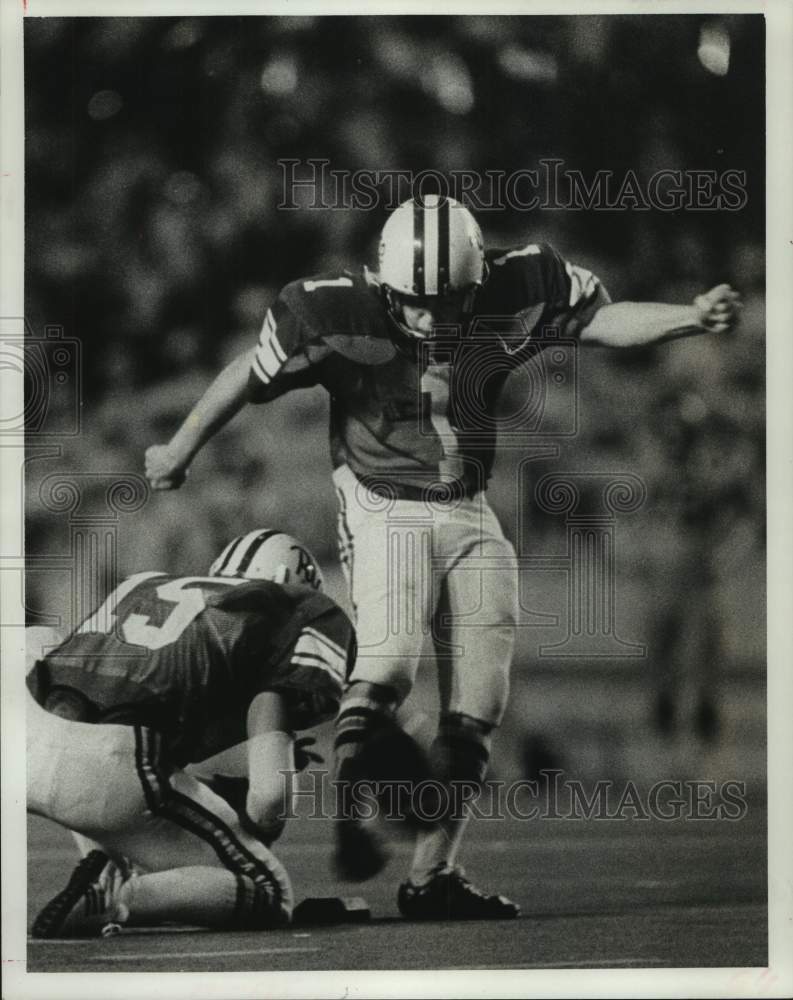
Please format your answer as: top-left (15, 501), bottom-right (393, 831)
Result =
top-left (145, 445), bottom-right (189, 490)
top-left (693, 284), bottom-right (742, 334)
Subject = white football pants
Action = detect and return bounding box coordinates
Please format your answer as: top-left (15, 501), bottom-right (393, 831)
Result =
top-left (333, 464), bottom-right (518, 726)
top-left (26, 692), bottom-right (293, 918)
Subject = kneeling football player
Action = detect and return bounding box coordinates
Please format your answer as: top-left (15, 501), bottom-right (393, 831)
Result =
top-left (27, 529), bottom-right (356, 938)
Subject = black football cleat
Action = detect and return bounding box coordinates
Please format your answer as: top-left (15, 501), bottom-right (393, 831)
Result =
top-left (398, 864), bottom-right (520, 921)
top-left (333, 818), bottom-right (390, 882)
top-left (31, 849), bottom-right (129, 939)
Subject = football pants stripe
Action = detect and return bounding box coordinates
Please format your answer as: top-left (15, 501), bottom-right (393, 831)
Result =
top-left (335, 487), bottom-right (357, 618)
top-left (132, 726), bottom-right (283, 904)
top-left (135, 724), bottom-right (166, 812)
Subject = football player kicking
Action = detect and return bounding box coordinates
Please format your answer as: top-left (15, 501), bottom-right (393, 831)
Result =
top-left (145, 195), bottom-right (741, 921)
top-left (27, 530), bottom-right (355, 938)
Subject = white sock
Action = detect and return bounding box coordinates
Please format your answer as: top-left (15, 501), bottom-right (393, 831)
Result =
top-left (120, 867), bottom-right (238, 927)
top-left (247, 731), bottom-right (295, 832)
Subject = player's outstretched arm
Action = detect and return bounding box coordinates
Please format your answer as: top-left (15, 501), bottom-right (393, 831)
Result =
top-left (245, 691), bottom-right (296, 838)
top-left (578, 283), bottom-right (742, 348)
top-left (144, 348), bottom-right (256, 490)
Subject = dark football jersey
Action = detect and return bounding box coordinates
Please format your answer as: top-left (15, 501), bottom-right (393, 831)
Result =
top-left (26, 573), bottom-right (356, 764)
top-left (247, 243), bottom-right (609, 497)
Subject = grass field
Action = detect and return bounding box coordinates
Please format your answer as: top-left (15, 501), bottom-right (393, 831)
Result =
top-left (26, 795), bottom-right (766, 975)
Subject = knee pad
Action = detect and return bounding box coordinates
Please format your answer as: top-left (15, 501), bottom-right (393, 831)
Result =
top-left (430, 712), bottom-right (494, 787)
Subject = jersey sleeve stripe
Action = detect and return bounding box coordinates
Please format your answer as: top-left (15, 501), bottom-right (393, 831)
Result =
top-left (303, 626), bottom-right (347, 662)
top-left (291, 652), bottom-right (345, 680)
top-left (291, 654), bottom-right (345, 683)
top-left (565, 262), bottom-right (600, 309)
top-left (254, 309), bottom-right (288, 380)
top-left (254, 342), bottom-right (284, 378)
top-left (262, 309), bottom-right (287, 363)
top-left (292, 631), bottom-right (347, 682)
top-left (252, 352), bottom-right (271, 384)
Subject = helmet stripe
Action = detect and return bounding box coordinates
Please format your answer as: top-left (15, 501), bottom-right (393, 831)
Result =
top-left (424, 200), bottom-right (439, 296)
top-left (235, 529), bottom-right (281, 576)
top-left (437, 196), bottom-right (450, 294)
top-left (214, 536), bottom-right (246, 574)
top-left (222, 529), bottom-right (270, 575)
top-left (413, 199), bottom-right (425, 295)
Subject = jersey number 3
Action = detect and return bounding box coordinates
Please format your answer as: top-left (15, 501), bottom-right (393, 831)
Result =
top-left (78, 573), bottom-right (243, 650)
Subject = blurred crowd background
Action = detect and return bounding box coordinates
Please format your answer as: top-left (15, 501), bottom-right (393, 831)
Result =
top-left (24, 15), bottom-right (765, 783)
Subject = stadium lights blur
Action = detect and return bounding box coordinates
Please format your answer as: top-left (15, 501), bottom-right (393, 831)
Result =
top-left (161, 18), bottom-right (203, 52)
top-left (421, 53), bottom-right (474, 115)
top-left (260, 54), bottom-right (299, 96)
top-left (87, 90), bottom-right (123, 121)
top-left (697, 20), bottom-right (730, 77)
top-left (498, 45), bottom-right (558, 84)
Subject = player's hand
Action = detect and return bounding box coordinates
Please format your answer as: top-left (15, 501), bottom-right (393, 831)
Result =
top-left (693, 284), bottom-right (742, 334)
top-left (145, 444), bottom-right (189, 490)
top-left (294, 736), bottom-right (324, 772)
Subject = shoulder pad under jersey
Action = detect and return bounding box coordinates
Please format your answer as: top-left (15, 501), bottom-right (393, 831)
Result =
top-left (480, 241), bottom-right (609, 342)
top-left (280, 271), bottom-right (396, 364)
top-left (209, 578), bottom-right (342, 624)
top-left (483, 242), bottom-right (569, 314)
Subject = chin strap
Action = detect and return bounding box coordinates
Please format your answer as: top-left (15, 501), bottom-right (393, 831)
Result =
top-left (382, 286), bottom-right (427, 342)
top-left (382, 284), bottom-right (482, 344)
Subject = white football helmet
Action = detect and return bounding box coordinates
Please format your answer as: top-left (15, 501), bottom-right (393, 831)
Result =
top-left (378, 194), bottom-right (486, 341)
top-left (210, 529), bottom-right (323, 591)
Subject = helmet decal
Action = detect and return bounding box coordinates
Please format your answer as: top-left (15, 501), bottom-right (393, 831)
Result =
top-left (210, 529), bottom-right (323, 591)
